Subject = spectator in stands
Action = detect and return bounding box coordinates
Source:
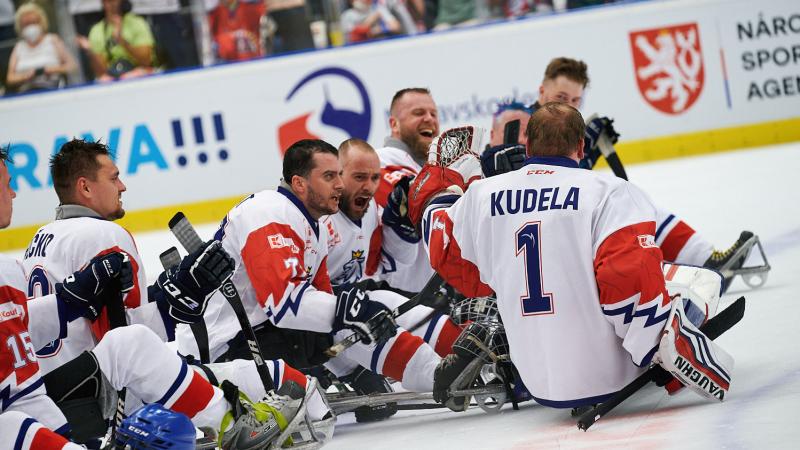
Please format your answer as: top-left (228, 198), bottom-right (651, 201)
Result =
top-left (76, 0), bottom-right (156, 81)
top-left (340, 0), bottom-right (402, 44)
top-left (6, 2), bottom-right (76, 93)
top-left (68, 0), bottom-right (104, 81)
top-left (132, 0), bottom-right (198, 69)
top-left (264, 0), bottom-right (314, 54)
top-left (433, 0), bottom-right (479, 30)
top-left (207, 0), bottom-right (265, 62)
top-left (1, 0), bottom-right (15, 93)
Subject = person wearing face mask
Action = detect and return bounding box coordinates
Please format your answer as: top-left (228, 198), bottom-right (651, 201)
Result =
top-left (340, 0), bottom-right (403, 43)
top-left (6, 3), bottom-right (76, 93)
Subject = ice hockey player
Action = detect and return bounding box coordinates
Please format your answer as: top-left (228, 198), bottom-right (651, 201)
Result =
top-left (1, 145), bottom-right (331, 449)
top-left (21, 139), bottom-right (235, 377)
top-left (408, 104), bottom-right (736, 412)
top-left (182, 139), bottom-right (442, 400)
top-left (373, 87), bottom-right (441, 293)
top-left (1, 144), bottom-right (94, 448)
top-left (320, 138), bottom-right (464, 421)
top-left (481, 57), bottom-right (769, 292)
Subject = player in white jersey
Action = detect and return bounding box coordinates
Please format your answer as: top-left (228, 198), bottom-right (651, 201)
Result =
top-left (482, 59), bottom-right (769, 292)
top-left (408, 104), bottom-right (735, 410)
top-left (326, 139), bottom-right (462, 356)
top-left (1, 147), bottom-right (329, 448)
top-left (373, 88), bottom-right (441, 292)
top-left (320, 139), bottom-right (465, 421)
top-left (191, 139), bottom-right (442, 396)
top-left (21, 139), bottom-right (235, 375)
top-left (481, 57), bottom-right (769, 290)
top-left (0, 146), bottom-right (104, 449)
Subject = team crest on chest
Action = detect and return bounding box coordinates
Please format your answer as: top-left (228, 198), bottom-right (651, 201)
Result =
top-left (333, 249), bottom-right (366, 285)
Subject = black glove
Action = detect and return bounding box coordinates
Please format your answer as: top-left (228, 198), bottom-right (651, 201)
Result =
top-left (333, 287), bottom-right (397, 345)
top-left (480, 143), bottom-right (527, 177)
top-left (581, 116), bottom-right (619, 170)
top-left (152, 240), bottom-right (234, 324)
top-left (56, 252), bottom-right (134, 322)
top-left (381, 176), bottom-right (420, 243)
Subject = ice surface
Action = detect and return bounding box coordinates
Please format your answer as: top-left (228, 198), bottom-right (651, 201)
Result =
top-left (5, 142), bottom-right (799, 448)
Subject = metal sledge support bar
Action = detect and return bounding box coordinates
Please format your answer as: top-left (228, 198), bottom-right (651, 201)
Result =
top-left (714, 234), bottom-right (771, 289)
top-left (327, 384), bottom-right (507, 413)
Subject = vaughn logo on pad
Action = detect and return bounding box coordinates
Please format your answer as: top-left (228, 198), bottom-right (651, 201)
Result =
top-left (629, 23), bottom-right (705, 115)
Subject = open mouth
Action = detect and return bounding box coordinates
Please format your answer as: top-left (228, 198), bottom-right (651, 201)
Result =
top-left (354, 195), bottom-right (371, 209)
top-left (419, 129), bottom-right (435, 138)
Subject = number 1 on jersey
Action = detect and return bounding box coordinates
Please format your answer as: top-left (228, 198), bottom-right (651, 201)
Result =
top-left (516, 222), bottom-right (554, 315)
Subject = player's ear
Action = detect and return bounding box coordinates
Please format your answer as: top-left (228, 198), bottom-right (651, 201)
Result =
top-left (290, 174), bottom-right (306, 194)
top-left (576, 138), bottom-right (585, 161)
top-left (389, 116), bottom-right (399, 135)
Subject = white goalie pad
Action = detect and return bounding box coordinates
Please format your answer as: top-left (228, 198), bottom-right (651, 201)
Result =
top-left (655, 299), bottom-right (734, 402)
top-left (663, 263), bottom-right (721, 325)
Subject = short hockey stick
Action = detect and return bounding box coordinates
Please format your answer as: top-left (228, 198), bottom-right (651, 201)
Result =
top-left (577, 296), bottom-right (746, 431)
top-left (159, 247), bottom-right (212, 364)
top-left (324, 273), bottom-right (446, 357)
top-left (168, 212), bottom-right (275, 392)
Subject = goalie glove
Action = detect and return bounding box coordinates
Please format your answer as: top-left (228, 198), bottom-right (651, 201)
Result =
top-left (408, 126), bottom-right (485, 225)
top-left (653, 295), bottom-right (734, 401)
top-left (480, 143), bottom-right (526, 177)
top-left (580, 115), bottom-right (619, 170)
top-left (151, 240), bottom-right (235, 324)
top-left (381, 175), bottom-right (420, 243)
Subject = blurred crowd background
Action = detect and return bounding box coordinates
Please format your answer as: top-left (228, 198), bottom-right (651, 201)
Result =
top-left (0, 0), bottom-right (622, 95)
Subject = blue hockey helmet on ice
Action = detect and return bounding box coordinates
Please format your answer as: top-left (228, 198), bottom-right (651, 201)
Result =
top-left (114, 403), bottom-right (195, 449)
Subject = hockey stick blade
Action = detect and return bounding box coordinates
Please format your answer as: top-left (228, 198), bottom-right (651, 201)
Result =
top-left (159, 246), bottom-right (181, 269)
top-left (324, 273), bottom-right (445, 357)
top-left (577, 296), bottom-right (745, 431)
top-left (597, 133), bottom-right (628, 180)
top-left (168, 212), bottom-right (275, 391)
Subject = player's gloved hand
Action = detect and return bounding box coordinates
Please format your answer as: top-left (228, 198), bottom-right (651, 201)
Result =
top-left (152, 240), bottom-right (234, 324)
top-left (56, 252), bottom-right (134, 322)
top-left (382, 176), bottom-right (420, 243)
top-left (333, 286), bottom-right (397, 345)
top-left (480, 143), bottom-right (526, 177)
top-left (580, 116), bottom-right (619, 170)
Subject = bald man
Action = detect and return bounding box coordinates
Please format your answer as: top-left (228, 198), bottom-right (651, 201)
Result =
top-left (320, 138), bottom-right (463, 422)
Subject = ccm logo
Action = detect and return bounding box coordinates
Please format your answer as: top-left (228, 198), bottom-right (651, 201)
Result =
top-left (527, 169), bottom-right (555, 175)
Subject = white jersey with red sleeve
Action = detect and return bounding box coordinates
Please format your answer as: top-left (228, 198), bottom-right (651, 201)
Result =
top-left (0, 256), bottom-right (69, 436)
top-left (421, 156), bottom-right (672, 408)
top-left (21, 215), bottom-right (161, 375)
top-left (375, 144), bottom-right (435, 292)
top-left (322, 199), bottom-right (416, 287)
top-left (212, 186), bottom-right (336, 334)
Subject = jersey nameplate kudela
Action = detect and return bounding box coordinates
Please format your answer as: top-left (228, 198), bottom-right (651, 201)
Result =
top-left (490, 187), bottom-right (580, 216)
top-left (629, 22), bottom-right (705, 114)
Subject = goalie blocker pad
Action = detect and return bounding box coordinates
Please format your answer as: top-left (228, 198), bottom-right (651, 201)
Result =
top-left (408, 164), bottom-right (466, 225)
top-left (655, 297), bottom-right (734, 401)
